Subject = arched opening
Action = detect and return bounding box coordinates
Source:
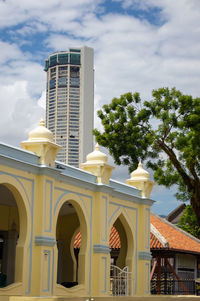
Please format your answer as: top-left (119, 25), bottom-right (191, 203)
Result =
top-left (109, 214), bottom-right (134, 296)
top-left (112, 218), bottom-right (127, 269)
top-left (0, 184), bottom-right (20, 287)
top-left (56, 200), bottom-right (87, 288)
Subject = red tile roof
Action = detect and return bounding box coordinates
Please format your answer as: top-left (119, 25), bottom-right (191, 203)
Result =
top-left (109, 226), bottom-right (121, 249)
top-left (151, 213), bottom-right (200, 254)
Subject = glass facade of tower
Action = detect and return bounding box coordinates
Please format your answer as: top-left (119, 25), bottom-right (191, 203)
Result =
top-left (45, 47), bottom-right (94, 167)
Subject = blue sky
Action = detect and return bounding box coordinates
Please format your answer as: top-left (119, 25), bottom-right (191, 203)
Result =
top-left (0, 0), bottom-right (199, 216)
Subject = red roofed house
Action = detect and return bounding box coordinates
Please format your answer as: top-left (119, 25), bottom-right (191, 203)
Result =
top-left (150, 213), bottom-right (200, 295)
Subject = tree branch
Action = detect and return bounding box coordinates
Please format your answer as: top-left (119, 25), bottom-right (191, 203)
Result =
top-left (157, 140), bottom-right (194, 191)
top-left (188, 162), bottom-right (199, 182)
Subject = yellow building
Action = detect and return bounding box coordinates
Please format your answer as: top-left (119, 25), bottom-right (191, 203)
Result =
top-left (0, 119), bottom-right (154, 300)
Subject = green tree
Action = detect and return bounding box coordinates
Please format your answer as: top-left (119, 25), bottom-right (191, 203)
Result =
top-left (178, 205), bottom-right (200, 239)
top-left (93, 88), bottom-right (200, 225)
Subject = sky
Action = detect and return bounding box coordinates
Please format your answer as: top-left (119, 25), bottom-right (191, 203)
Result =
top-left (0, 0), bottom-right (199, 216)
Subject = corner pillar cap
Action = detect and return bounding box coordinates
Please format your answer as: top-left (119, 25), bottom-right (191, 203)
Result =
top-left (126, 161), bottom-right (154, 198)
top-left (80, 143), bottom-right (114, 184)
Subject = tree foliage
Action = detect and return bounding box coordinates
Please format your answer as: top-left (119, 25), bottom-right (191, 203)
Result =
top-left (93, 88), bottom-right (200, 225)
top-left (178, 205), bottom-right (200, 239)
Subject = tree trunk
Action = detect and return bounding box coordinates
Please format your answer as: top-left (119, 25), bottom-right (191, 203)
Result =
top-left (190, 194), bottom-right (200, 227)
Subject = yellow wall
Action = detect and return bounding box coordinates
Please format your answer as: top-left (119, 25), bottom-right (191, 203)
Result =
top-left (0, 162), bottom-right (152, 298)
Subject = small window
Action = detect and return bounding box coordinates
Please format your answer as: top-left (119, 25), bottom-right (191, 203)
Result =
top-left (58, 54), bottom-right (68, 65)
top-left (58, 77), bottom-right (67, 87)
top-left (49, 79), bottom-right (56, 89)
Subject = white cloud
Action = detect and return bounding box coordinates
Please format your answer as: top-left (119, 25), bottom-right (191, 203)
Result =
top-left (0, 41), bottom-right (23, 64)
top-left (0, 0), bottom-right (101, 30)
top-left (0, 81), bottom-right (44, 146)
top-left (44, 34), bottom-right (85, 51)
top-left (0, 40), bottom-right (46, 146)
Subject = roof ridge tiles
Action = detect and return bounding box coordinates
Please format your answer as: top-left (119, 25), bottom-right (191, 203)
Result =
top-left (150, 223), bottom-right (169, 248)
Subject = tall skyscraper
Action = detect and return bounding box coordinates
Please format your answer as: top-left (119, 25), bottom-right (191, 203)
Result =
top-left (44, 46), bottom-right (94, 167)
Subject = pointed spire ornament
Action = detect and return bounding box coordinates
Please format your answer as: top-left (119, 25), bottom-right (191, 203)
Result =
top-left (21, 118), bottom-right (61, 167)
top-left (126, 161), bottom-right (154, 198)
top-left (81, 143), bottom-right (114, 184)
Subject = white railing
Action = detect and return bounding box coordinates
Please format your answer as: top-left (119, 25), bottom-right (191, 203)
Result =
top-left (110, 265), bottom-right (133, 296)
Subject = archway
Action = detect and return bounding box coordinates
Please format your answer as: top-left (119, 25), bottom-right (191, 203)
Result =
top-left (109, 213), bottom-right (135, 296)
top-left (0, 183), bottom-right (27, 287)
top-left (56, 200), bottom-right (87, 288)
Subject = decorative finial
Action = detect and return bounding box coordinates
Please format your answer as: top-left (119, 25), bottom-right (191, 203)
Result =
top-left (95, 143), bottom-right (100, 151)
top-left (21, 118), bottom-right (61, 167)
top-left (39, 117), bottom-right (45, 127)
top-left (126, 159), bottom-right (154, 198)
top-left (138, 160), bottom-right (142, 168)
top-left (80, 141), bottom-right (114, 184)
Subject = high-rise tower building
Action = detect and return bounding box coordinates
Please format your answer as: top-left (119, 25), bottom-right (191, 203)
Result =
top-left (44, 46), bottom-right (94, 167)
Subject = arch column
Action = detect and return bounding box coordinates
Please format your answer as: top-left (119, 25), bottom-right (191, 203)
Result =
top-left (30, 175), bottom-right (56, 296)
top-left (91, 245), bottom-right (111, 296)
top-left (90, 192), bottom-right (111, 297)
top-left (32, 236), bottom-right (56, 295)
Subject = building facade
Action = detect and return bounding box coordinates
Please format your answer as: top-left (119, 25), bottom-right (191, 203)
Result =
top-left (44, 46), bottom-right (94, 167)
top-left (0, 120), bottom-right (154, 299)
